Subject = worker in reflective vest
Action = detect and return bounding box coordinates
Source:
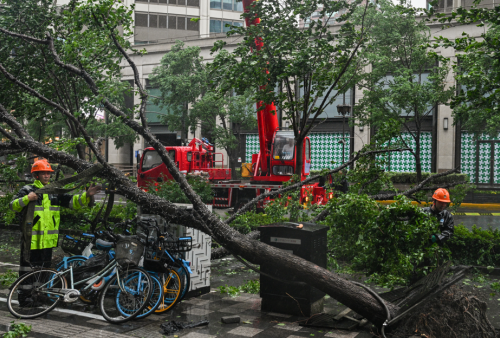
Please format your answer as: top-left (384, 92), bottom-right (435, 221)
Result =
top-left (10, 159), bottom-right (101, 276)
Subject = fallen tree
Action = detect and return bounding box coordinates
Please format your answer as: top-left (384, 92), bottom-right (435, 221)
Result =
top-left (0, 1), bottom-right (491, 335)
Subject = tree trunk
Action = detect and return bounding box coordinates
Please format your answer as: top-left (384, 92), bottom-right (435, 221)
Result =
top-left (0, 106), bottom-right (398, 328)
top-left (415, 131), bottom-right (421, 182)
top-left (295, 137), bottom-right (303, 178)
top-left (228, 149), bottom-right (237, 180)
top-left (76, 143), bottom-right (86, 161)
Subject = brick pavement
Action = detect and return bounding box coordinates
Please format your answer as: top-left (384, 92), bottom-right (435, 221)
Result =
top-left (0, 289), bottom-right (374, 338)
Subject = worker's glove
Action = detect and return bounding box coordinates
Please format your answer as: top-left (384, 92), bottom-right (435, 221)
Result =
top-left (429, 234), bottom-right (438, 244)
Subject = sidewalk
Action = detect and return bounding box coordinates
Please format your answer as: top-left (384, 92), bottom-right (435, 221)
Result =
top-left (0, 287), bottom-right (374, 338)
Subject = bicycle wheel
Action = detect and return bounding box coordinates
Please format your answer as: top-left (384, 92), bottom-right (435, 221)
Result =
top-left (8, 269), bottom-right (66, 319)
top-left (99, 267), bottom-right (153, 324)
top-left (135, 275), bottom-right (162, 319)
top-left (177, 264), bottom-right (190, 301)
top-left (154, 268), bottom-right (183, 313)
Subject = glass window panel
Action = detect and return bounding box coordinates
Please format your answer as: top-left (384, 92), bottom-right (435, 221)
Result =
top-left (135, 13), bottom-right (148, 27)
top-left (232, 21), bottom-right (243, 27)
top-left (187, 17), bottom-right (200, 31)
top-left (223, 21), bottom-right (232, 33)
top-left (149, 14), bottom-right (158, 28)
top-left (169, 0), bottom-right (176, 4)
top-left (159, 0), bottom-right (167, 3)
top-left (210, 0), bottom-right (221, 9)
top-left (159, 15), bottom-right (167, 28)
top-left (234, 0), bottom-right (243, 11)
top-left (178, 0), bottom-right (186, 5)
top-left (136, 0), bottom-right (149, 2)
top-left (381, 73), bottom-right (433, 116)
top-left (299, 86), bottom-right (351, 118)
top-left (145, 87), bottom-right (168, 123)
top-left (187, 0), bottom-right (199, 6)
top-left (210, 19), bottom-right (221, 33)
top-left (177, 17), bottom-right (186, 30)
top-left (273, 131), bottom-right (295, 160)
top-left (223, 0), bottom-right (232, 10)
top-left (168, 16), bottom-right (177, 29)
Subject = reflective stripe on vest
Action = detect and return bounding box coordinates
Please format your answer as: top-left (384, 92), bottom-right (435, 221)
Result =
top-left (18, 198), bottom-right (26, 208)
top-left (50, 207), bottom-right (60, 211)
top-left (32, 230), bottom-right (44, 235)
top-left (34, 206), bottom-right (44, 212)
top-left (47, 230), bottom-right (59, 235)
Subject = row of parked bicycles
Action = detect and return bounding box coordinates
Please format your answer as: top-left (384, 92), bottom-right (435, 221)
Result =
top-left (7, 216), bottom-right (193, 324)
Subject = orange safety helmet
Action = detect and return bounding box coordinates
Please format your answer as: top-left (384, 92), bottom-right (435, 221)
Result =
top-left (31, 159), bottom-right (54, 173)
top-left (432, 188), bottom-right (451, 203)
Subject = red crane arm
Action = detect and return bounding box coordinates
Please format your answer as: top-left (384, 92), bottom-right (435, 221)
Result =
top-left (242, 0), bottom-right (279, 176)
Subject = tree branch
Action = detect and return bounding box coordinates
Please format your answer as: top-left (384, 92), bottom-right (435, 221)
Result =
top-left (227, 147), bottom-right (411, 224)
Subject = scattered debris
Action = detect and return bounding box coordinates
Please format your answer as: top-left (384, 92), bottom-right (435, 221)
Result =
top-left (159, 320), bottom-right (209, 335)
top-left (387, 286), bottom-right (497, 338)
top-left (221, 315), bottom-right (241, 324)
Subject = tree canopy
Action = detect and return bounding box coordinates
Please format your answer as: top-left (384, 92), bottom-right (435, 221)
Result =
top-left (354, 0), bottom-right (455, 181)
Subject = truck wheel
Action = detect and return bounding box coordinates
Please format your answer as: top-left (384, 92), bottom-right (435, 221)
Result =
top-left (234, 198), bottom-right (250, 213)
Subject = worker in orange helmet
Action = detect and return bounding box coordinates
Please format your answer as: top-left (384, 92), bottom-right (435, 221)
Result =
top-left (10, 159), bottom-right (101, 282)
top-left (422, 188), bottom-right (454, 245)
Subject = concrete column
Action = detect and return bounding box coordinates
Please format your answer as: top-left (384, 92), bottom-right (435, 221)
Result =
top-left (353, 64), bottom-right (370, 153)
top-left (436, 51), bottom-right (457, 172)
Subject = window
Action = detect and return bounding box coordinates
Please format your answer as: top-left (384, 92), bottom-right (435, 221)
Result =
top-left (136, 0), bottom-right (149, 2)
top-left (187, 152), bottom-right (192, 162)
top-left (223, 20), bottom-right (232, 33)
top-left (273, 131), bottom-right (295, 160)
top-left (169, 0), bottom-right (176, 4)
top-left (232, 21), bottom-right (243, 27)
top-left (145, 80), bottom-right (169, 123)
top-left (234, 0), bottom-right (243, 11)
top-left (187, 17), bottom-right (200, 31)
top-left (210, 0), bottom-right (221, 9)
top-left (210, 19), bottom-right (222, 33)
top-left (177, 16), bottom-right (186, 30)
top-left (159, 15), bottom-right (167, 28)
top-left (135, 13), bottom-right (148, 27)
top-left (299, 86), bottom-right (353, 119)
top-left (306, 138), bottom-right (311, 160)
top-left (187, 0), bottom-right (199, 6)
top-left (168, 15), bottom-right (177, 29)
top-left (142, 150), bottom-right (163, 171)
top-left (149, 14), bottom-right (158, 28)
top-left (159, 0), bottom-right (167, 3)
top-left (178, 0), bottom-right (186, 5)
top-left (223, 0), bottom-right (232, 10)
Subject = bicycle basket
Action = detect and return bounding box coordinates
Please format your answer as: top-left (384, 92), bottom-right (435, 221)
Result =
top-left (163, 236), bottom-right (192, 253)
top-left (61, 235), bottom-right (92, 255)
top-left (115, 237), bottom-right (144, 267)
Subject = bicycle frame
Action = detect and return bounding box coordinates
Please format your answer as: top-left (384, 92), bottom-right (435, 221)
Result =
top-left (36, 259), bottom-right (118, 299)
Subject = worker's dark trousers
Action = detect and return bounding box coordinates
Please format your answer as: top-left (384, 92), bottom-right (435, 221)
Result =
top-left (19, 241), bottom-right (53, 278)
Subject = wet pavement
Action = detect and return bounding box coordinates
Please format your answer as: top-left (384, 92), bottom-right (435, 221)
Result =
top-left (0, 227), bottom-right (499, 338)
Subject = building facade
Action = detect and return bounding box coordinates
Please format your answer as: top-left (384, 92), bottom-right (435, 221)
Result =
top-left (82, 0), bottom-right (498, 186)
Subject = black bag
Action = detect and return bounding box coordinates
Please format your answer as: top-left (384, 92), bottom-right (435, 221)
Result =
top-left (73, 253), bottom-right (109, 281)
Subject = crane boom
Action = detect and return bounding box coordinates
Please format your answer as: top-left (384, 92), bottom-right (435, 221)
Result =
top-left (242, 0), bottom-right (279, 176)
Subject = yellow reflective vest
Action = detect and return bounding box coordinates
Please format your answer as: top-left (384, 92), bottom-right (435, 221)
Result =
top-left (10, 180), bottom-right (90, 250)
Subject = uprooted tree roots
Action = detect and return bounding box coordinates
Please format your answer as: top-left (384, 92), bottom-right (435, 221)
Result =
top-left (388, 286), bottom-right (497, 338)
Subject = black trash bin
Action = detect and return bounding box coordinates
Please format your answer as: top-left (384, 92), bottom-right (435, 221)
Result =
top-left (259, 222), bottom-right (328, 316)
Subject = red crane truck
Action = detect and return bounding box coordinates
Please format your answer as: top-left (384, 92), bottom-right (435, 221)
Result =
top-left (137, 0), bottom-right (333, 210)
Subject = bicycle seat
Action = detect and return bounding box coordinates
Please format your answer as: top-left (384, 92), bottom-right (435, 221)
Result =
top-left (95, 239), bottom-right (114, 251)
